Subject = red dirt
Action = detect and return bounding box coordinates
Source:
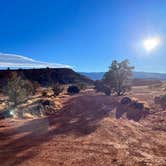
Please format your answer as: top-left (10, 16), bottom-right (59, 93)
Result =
top-left (0, 92), bottom-right (166, 166)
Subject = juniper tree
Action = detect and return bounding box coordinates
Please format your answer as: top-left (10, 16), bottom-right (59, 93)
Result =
top-left (103, 60), bottom-right (134, 96)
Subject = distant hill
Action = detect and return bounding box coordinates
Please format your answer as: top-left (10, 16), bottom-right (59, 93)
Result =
top-left (80, 71), bottom-right (166, 80)
top-left (0, 68), bottom-right (93, 87)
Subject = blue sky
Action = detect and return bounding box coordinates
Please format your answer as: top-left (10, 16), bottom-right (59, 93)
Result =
top-left (0, 0), bottom-right (166, 72)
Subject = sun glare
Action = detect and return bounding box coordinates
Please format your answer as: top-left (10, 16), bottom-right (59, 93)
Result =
top-left (143, 37), bottom-right (161, 52)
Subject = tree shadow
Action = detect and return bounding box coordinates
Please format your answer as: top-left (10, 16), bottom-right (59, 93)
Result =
top-left (0, 94), bottom-right (118, 165)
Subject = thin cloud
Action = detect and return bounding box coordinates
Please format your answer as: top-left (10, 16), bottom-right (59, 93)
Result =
top-left (0, 53), bottom-right (71, 69)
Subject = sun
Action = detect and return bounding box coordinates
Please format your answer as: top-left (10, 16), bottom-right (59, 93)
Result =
top-left (143, 37), bottom-right (161, 52)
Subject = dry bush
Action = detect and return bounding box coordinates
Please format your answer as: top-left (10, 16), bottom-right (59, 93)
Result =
top-left (52, 83), bottom-right (64, 96)
top-left (3, 72), bottom-right (34, 107)
top-left (67, 85), bottom-right (80, 94)
top-left (42, 90), bottom-right (48, 97)
top-left (76, 82), bottom-right (87, 90)
top-left (94, 80), bottom-right (111, 96)
top-left (154, 94), bottom-right (166, 109)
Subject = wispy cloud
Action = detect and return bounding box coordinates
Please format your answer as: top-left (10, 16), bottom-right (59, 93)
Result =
top-left (0, 53), bottom-right (71, 69)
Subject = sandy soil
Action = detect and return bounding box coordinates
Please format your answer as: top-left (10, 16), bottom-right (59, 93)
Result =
top-left (0, 87), bottom-right (166, 166)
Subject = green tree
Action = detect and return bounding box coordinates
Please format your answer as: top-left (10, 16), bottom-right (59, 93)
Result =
top-left (103, 60), bottom-right (134, 96)
top-left (4, 72), bottom-right (34, 106)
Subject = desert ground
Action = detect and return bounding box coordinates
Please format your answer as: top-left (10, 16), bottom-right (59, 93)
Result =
top-left (0, 84), bottom-right (166, 166)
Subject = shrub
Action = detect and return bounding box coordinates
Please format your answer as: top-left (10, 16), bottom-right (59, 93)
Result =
top-left (154, 94), bottom-right (166, 109)
top-left (27, 81), bottom-right (36, 95)
top-left (94, 80), bottom-right (111, 96)
top-left (77, 82), bottom-right (87, 90)
top-left (42, 90), bottom-right (48, 97)
top-left (67, 85), bottom-right (80, 94)
top-left (4, 72), bottom-right (34, 106)
top-left (52, 83), bottom-right (64, 96)
top-left (103, 86), bottom-right (111, 96)
top-left (94, 80), bottom-right (104, 92)
top-left (161, 94), bottom-right (166, 101)
top-left (33, 81), bottom-right (40, 91)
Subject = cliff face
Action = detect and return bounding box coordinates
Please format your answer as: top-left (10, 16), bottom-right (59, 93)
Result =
top-left (0, 68), bottom-right (93, 86)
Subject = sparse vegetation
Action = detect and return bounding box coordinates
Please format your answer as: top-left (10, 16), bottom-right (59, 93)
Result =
top-left (0, 68), bottom-right (165, 166)
top-left (103, 86), bottom-right (111, 96)
top-left (77, 82), bottom-right (87, 90)
top-left (94, 80), bottom-right (103, 91)
top-left (1, 2), bottom-right (166, 165)
top-left (161, 94), bottom-right (166, 102)
top-left (94, 80), bottom-right (111, 95)
top-left (103, 59), bottom-right (134, 96)
top-left (67, 85), bottom-right (80, 94)
top-left (3, 72), bottom-right (34, 107)
top-left (52, 83), bottom-right (64, 96)
top-left (32, 81), bottom-right (40, 91)
top-left (42, 90), bottom-right (48, 97)
top-left (154, 94), bottom-right (166, 109)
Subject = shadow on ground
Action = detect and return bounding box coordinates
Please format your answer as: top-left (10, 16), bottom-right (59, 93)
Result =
top-left (0, 94), bottom-right (118, 165)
